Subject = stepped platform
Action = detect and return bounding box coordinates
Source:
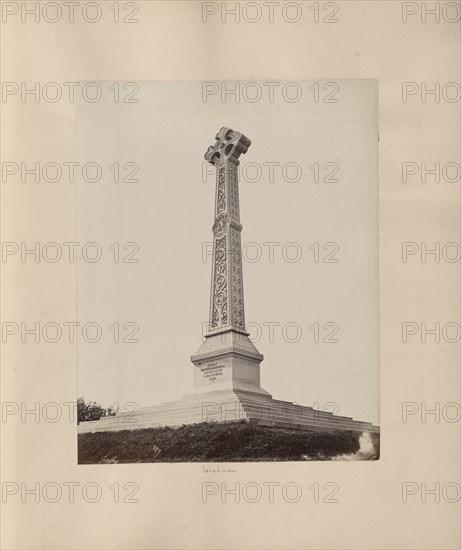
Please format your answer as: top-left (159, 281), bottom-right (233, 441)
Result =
top-left (78, 389), bottom-right (380, 434)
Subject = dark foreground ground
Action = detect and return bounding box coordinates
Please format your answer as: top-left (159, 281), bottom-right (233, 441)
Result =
top-left (78, 421), bottom-right (380, 463)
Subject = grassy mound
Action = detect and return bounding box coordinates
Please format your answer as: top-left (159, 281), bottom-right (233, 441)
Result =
top-left (78, 421), bottom-right (377, 463)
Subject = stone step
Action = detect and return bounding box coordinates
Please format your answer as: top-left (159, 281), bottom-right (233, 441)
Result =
top-left (225, 399), bottom-right (371, 425)
top-left (78, 409), bottom-right (378, 434)
top-left (137, 393), bottom-right (338, 419)
top-left (80, 411), bottom-right (377, 434)
top-left (191, 393), bottom-right (359, 423)
top-left (121, 396), bottom-right (355, 425)
top-left (79, 416), bottom-right (378, 434)
top-left (78, 392), bottom-right (379, 434)
top-left (240, 401), bottom-right (355, 421)
top-left (243, 412), bottom-right (374, 430)
top-left (104, 403), bottom-right (371, 434)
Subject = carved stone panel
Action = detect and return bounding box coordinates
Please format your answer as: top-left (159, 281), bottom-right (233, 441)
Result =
top-left (210, 235), bottom-right (228, 329)
top-left (216, 167), bottom-right (226, 215)
top-left (230, 227), bottom-right (245, 330)
top-left (227, 163), bottom-right (240, 222)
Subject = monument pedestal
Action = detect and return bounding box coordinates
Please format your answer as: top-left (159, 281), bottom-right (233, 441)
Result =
top-left (189, 331), bottom-right (271, 397)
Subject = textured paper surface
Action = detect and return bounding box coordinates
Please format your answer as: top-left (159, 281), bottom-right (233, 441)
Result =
top-left (1, 1), bottom-right (460, 549)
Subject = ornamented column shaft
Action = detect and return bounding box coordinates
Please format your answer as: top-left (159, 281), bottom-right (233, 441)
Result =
top-left (191, 127), bottom-right (265, 394)
top-left (205, 127), bottom-right (251, 337)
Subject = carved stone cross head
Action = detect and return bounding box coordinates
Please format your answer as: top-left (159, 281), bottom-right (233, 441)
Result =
top-left (204, 127), bottom-right (251, 166)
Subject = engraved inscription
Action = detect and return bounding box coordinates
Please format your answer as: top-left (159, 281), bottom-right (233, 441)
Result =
top-left (201, 363), bottom-right (224, 382)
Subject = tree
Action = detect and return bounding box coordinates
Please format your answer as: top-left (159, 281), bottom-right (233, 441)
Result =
top-left (77, 397), bottom-right (118, 425)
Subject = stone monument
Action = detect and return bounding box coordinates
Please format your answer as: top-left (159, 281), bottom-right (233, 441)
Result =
top-left (78, 127), bottom-right (379, 435)
top-left (190, 127), bottom-right (270, 398)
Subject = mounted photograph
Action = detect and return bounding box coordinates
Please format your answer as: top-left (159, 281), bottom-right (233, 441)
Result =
top-left (75, 80), bottom-right (379, 463)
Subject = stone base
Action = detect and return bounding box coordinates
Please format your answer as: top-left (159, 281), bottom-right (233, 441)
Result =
top-left (79, 332), bottom-right (379, 435)
top-left (190, 356), bottom-right (272, 397)
top-left (78, 388), bottom-right (380, 435)
top-left (190, 331), bottom-right (270, 396)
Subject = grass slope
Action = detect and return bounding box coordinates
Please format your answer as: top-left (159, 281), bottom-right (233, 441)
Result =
top-left (78, 421), bottom-right (378, 463)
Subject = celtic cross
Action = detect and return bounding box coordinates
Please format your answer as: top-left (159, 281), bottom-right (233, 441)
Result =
top-left (204, 127), bottom-right (251, 336)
